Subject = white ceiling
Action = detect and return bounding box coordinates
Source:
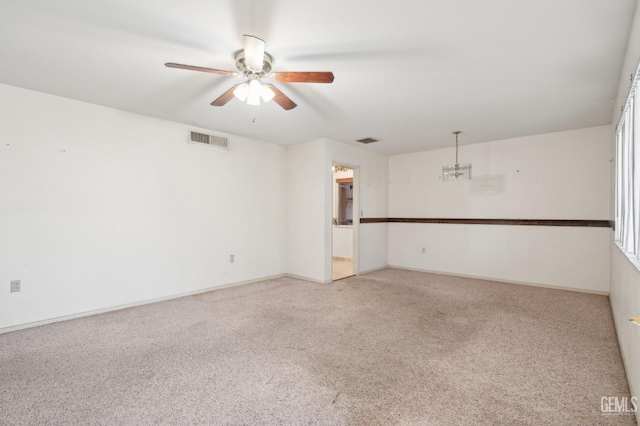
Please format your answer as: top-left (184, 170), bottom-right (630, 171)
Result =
top-left (0, 0), bottom-right (636, 155)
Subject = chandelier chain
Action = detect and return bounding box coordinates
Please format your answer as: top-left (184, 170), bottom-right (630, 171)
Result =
top-left (453, 131), bottom-right (461, 172)
top-left (455, 132), bottom-right (459, 166)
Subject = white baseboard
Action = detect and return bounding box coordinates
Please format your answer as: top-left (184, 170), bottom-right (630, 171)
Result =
top-left (284, 273), bottom-right (332, 284)
top-left (2, 267), bottom-right (608, 335)
top-left (388, 265), bottom-right (609, 296)
top-left (358, 265), bottom-right (389, 275)
top-left (0, 274), bottom-right (287, 334)
top-left (609, 298), bottom-right (638, 405)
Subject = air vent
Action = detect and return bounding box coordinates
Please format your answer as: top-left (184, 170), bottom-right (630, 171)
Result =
top-left (355, 137), bottom-right (379, 144)
top-left (188, 130), bottom-right (229, 149)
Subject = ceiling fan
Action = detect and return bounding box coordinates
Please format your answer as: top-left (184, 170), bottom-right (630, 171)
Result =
top-left (165, 35), bottom-right (334, 111)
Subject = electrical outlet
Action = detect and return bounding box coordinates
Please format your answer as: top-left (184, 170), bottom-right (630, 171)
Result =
top-left (421, 247), bottom-right (426, 254)
top-left (230, 254), bottom-right (235, 263)
top-left (10, 280), bottom-right (21, 293)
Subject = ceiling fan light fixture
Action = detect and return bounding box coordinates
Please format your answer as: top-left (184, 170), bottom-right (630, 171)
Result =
top-left (246, 80), bottom-right (262, 106)
top-left (233, 83), bottom-right (249, 101)
top-left (260, 84), bottom-right (275, 102)
top-left (233, 81), bottom-right (275, 106)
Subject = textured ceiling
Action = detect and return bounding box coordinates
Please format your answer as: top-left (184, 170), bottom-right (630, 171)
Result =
top-left (0, 0), bottom-right (636, 155)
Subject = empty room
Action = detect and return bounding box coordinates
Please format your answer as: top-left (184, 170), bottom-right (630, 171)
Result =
top-left (1, 0), bottom-right (640, 424)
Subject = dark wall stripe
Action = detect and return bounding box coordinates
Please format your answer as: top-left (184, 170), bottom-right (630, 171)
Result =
top-left (359, 218), bottom-right (613, 228)
top-left (359, 218), bottom-right (390, 223)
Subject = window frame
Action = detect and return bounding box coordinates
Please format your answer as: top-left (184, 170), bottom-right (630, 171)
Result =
top-left (615, 64), bottom-right (640, 268)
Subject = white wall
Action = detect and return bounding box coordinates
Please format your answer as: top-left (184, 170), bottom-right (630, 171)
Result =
top-left (610, 1), bottom-right (640, 403)
top-left (287, 138), bottom-right (388, 282)
top-left (286, 140), bottom-right (327, 281)
top-left (0, 83), bottom-right (287, 330)
top-left (389, 126), bottom-right (611, 292)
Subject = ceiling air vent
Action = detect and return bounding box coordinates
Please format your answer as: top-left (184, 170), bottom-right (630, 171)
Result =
top-left (188, 130), bottom-right (229, 149)
top-left (355, 137), bottom-right (379, 144)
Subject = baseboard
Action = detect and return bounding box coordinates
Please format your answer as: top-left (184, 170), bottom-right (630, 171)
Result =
top-left (284, 273), bottom-right (332, 284)
top-left (358, 265), bottom-right (389, 275)
top-left (332, 256), bottom-right (352, 262)
top-left (2, 267), bottom-right (608, 335)
top-left (0, 273), bottom-right (287, 334)
top-left (388, 265), bottom-right (609, 296)
top-left (609, 298), bottom-right (638, 407)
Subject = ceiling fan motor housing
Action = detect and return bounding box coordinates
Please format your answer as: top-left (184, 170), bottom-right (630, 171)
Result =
top-left (234, 50), bottom-right (273, 76)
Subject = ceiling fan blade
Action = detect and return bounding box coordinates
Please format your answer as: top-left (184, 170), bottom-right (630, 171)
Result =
top-left (243, 35), bottom-right (265, 71)
top-left (165, 63), bottom-right (236, 77)
top-left (211, 84), bottom-right (242, 106)
top-left (263, 84), bottom-right (297, 110)
top-left (270, 72), bottom-right (334, 83)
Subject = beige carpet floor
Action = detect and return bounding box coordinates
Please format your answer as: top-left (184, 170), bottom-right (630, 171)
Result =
top-left (0, 268), bottom-right (635, 425)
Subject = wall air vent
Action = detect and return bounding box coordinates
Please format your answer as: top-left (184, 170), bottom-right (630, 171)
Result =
top-left (355, 137), bottom-right (379, 144)
top-left (188, 130), bottom-right (229, 149)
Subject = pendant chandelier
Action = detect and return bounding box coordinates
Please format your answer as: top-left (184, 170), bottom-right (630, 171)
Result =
top-left (442, 131), bottom-right (472, 181)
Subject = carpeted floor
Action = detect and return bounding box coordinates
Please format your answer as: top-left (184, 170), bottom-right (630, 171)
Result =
top-left (0, 268), bottom-right (635, 425)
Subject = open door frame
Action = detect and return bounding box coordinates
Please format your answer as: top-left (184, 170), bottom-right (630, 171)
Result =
top-left (328, 162), bottom-right (359, 282)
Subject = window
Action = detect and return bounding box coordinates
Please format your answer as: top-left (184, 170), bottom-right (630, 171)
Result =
top-left (615, 66), bottom-right (640, 262)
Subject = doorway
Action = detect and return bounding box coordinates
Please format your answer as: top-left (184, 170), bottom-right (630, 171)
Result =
top-left (332, 164), bottom-right (355, 280)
